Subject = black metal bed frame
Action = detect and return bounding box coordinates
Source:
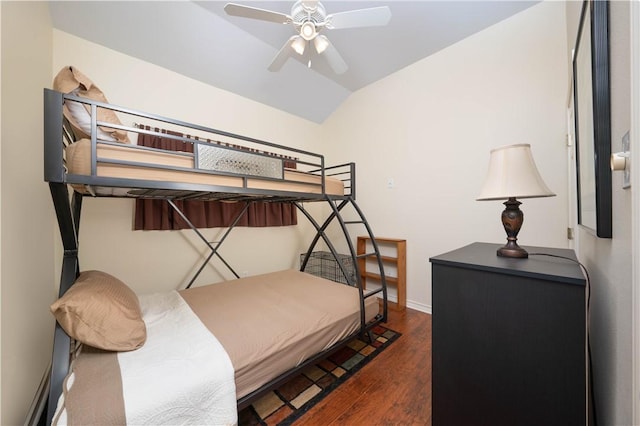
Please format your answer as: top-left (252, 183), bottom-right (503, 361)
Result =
top-left (41, 89), bottom-right (388, 425)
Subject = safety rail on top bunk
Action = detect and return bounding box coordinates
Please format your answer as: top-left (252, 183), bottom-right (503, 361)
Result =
top-left (43, 88), bottom-right (355, 201)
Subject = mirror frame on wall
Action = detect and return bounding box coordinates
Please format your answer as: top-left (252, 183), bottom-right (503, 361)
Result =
top-left (572, 0), bottom-right (612, 238)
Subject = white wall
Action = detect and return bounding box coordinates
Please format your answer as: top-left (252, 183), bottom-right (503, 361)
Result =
top-left (566, 2), bottom-right (634, 424)
top-left (323, 1), bottom-right (570, 312)
top-left (1, 2), bottom-right (55, 424)
top-left (52, 31), bottom-right (328, 294)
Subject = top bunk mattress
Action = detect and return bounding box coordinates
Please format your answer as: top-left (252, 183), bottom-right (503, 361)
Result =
top-left (65, 139), bottom-right (345, 197)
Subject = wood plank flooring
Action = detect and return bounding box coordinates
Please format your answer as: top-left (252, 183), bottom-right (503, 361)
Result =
top-left (294, 308), bottom-right (432, 425)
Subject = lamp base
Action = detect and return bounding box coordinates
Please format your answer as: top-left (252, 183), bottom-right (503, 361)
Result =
top-left (497, 197), bottom-right (528, 259)
top-left (497, 243), bottom-right (528, 258)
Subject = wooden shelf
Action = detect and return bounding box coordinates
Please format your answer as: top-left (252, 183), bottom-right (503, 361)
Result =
top-left (361, 254), bottom-right (397, 263)
top-left (363, 271), bottom-right (398, 285)
top-left (357, 236), bottom-right (406, 311)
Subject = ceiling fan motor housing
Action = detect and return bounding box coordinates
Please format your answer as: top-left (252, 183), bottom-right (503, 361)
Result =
top-left (292, 1), bottom-right (326, 40)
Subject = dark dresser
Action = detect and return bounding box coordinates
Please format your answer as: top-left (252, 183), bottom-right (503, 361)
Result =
top-left (430, 242), bottom-right (587, 426)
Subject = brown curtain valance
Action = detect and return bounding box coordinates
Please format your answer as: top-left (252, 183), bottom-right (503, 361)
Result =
top-left (133, 126), bottom-right (297, 230)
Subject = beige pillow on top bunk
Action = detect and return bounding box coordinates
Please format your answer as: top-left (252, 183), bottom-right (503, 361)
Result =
top-left (53, 65), bottom-right (130, 144)
top-left (50, 270), bottom-right (146, 352)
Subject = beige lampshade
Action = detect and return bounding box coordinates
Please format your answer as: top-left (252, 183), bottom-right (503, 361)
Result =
top-left (477, 144), bottom-right (555, 200)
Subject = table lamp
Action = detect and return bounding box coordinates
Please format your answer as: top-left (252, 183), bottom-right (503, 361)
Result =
top-left (477, 144), bottom-right (555, 258)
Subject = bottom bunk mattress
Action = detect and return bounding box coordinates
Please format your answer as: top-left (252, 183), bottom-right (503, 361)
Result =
top-left (53, 269), bottom-right (379, 425)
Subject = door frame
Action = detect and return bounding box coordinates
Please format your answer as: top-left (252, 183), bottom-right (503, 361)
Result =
top-left (631, 2), bottom-right (640, 424)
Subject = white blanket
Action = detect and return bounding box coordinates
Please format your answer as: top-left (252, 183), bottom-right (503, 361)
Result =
top-left (55, 291), bottom-right (237, 425)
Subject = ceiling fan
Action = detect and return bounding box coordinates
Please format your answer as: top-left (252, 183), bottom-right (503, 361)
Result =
top-left (224, 1), bottom-right (391, 74)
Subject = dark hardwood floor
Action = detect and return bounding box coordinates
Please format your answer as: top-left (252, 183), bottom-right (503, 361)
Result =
top-left (295, 308), bottom-right (432, 425)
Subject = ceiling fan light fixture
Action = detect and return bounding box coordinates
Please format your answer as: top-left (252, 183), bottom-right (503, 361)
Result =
top-left (314, 35), bottom-right (329, 54)
top-left (300, 21), bottom-right (317, 40)
top-left (291, 36), bottom-right (306, 55)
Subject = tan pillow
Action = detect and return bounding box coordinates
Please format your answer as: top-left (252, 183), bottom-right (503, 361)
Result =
top-left (50, 270), bottom-right (146, 351)
top-left (52, 66), bottom-right (130, 143)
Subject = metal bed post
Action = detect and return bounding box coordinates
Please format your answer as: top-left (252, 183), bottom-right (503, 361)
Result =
top-left (46, 183), bottom-right (83, 425)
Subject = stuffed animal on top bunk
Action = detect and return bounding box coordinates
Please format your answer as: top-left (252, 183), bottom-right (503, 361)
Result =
top-left (53, 65), bottom-right (130, 144)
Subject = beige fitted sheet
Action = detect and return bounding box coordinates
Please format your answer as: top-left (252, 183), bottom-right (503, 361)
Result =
top-left (65, 139), bottom-right (345, 196)
top-left (180, 269), bottom-right (380, 399)
top-left (55, 269), bottom-right (378, 423)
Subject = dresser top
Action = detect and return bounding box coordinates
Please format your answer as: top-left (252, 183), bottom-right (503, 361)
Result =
top-left (429, 242), bottom-right (586, 286)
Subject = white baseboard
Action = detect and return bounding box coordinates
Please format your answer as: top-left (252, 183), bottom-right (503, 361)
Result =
top-left (379, 294), bottom-right (432, 314)
top-left (407, 300), bottom-right (432, 314)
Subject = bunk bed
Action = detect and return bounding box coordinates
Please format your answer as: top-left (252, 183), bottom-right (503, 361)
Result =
top-left (42, 87), bottom-right (389, 425)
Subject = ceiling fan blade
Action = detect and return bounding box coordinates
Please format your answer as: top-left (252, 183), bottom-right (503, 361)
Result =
top-left (268, 36), bottom-right (297, 72)
top-left (224, 3), bottom-right (291, 24)
top-left (321, 38), bottom-right (348, 74)
top-left (327, 6), bottom-right (391, 29)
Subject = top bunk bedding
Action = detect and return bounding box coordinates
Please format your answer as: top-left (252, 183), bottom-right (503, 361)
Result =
top-left (64, 138), bottom-right (346, 198)
top-left (44, 87), bottom-right (353, 202)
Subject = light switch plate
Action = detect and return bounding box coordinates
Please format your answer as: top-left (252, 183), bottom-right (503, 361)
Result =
top-left (387, 178), bottom-right (395, 189)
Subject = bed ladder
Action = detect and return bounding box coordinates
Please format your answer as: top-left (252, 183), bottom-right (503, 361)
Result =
top-left (296, 196), bottom-right (388, 326)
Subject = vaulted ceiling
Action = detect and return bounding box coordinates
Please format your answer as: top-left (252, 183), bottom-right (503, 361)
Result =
top-left (49, 1), bottom-right (538, 123)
